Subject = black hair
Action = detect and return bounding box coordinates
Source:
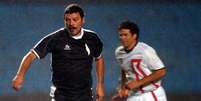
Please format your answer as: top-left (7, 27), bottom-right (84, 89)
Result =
top-left (118, 20), bottom-right (140, 40)
top-left (64, 4), bottom-right (84, 18)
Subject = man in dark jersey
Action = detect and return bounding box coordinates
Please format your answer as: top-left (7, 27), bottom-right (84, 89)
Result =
top-left (12, 3), bottom-right (105, 101)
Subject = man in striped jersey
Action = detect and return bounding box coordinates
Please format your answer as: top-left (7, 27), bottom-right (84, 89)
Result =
top-left (113, 21), bottom-right (167, 101)
top-left (12, 3), bottom-right (105, 101)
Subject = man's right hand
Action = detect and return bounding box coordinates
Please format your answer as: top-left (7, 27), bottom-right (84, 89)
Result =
top-left (12, 75), bottom-right (24, 91)
top-left (118, 87), bottom-right (130, 98)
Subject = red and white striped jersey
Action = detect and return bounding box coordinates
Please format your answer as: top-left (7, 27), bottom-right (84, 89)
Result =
top-left (115, 42), bottom-right (165, 95)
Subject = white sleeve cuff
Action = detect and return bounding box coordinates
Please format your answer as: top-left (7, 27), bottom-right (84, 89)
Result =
top-left (31, 49), bottom-right (40, 59)
top-left (95, 54), bottom-right (102, 60)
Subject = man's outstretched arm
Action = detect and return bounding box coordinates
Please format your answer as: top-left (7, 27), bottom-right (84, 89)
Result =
top-left (12, 50), bottom-right (37, 91)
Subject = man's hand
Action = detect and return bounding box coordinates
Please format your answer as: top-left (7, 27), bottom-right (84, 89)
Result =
top-left (118, 87), bottom-right (130, 98)
top-left (12, 75), bottom-right (24, 91)
top-left (112, 94), bottom-right (127, 101)
top-left (125, 80), bottom-right (141, 90)
top-left (112, 87), bottom-right (129, 101)
top-left (96, 84), bottom-right (104, 101)
top-left (11, 51), bottom-right (37, 91)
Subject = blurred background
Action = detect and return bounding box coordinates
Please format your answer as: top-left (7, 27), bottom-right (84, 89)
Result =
top-left (0, 0), bottom-right (201, 101)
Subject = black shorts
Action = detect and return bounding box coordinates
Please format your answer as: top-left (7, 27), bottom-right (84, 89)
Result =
top-left (52, 89), bottom-right (93, 101)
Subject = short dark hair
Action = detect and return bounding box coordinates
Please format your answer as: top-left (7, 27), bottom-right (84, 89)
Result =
top-left (64, 4), bottom-right (84, 18)
top-left (118, 20), bottom-right (140, 40)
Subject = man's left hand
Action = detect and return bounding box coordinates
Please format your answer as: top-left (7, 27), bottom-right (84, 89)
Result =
top-left (96, 84), bottom-right (104, 101)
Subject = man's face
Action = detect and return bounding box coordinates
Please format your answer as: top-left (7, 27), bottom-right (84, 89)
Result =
top-left (64, 12), bottom-right (84, 36)
top-left (119, 29), bottom-right (136, 49)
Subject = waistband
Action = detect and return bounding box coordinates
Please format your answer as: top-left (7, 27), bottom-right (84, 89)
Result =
top-left (130, 86), bottom-right (161, 96)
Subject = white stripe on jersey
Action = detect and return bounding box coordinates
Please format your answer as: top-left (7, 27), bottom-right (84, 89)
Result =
top-left (32, 28), bottom-right (64, 59)
top-left (83, 28), bottom-right (103, 60)
top-left (115, 42), bottom-right (165, 94)
top-left (83, 28), bottom-right (96, 34)
top-left (31, 49), bottom-right (40, 59)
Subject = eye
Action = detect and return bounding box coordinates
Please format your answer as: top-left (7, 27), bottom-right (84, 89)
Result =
top-left (73, 17), bottom-right (80, 22)
top-left (64, 18), bottom-right (70, 22)
top-left (119, 33), bottom-right (123, 37)
top-left (73, 18), bottom-right (78, 22)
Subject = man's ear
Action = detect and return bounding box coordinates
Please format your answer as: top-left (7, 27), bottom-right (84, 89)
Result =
top-left (82, 18), bottom-right (85, 24)
top-left (133, 33), bottom-right (137, 40)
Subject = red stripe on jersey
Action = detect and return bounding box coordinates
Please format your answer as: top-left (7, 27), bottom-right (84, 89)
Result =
top-left (130, 59), bottom-right (144, 93)
top-left (152, 82), bottom-right (159, 88)
top-left (151, 91), bottom-right (158, 101)
top-left (131, 59), bottom-right (159, 90)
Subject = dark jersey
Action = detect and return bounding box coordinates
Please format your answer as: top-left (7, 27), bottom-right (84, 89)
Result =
top-left (32, 28), bottom-right (103, 100)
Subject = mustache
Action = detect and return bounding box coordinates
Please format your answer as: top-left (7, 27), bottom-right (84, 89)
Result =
top-left (68, 26), bottom-right (76, 29)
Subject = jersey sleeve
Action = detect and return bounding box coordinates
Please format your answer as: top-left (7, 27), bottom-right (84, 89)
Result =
top-left (144, 47), bottom-right (165, 70)
top-left (32, 35), bottom-right (53, 59)
top-left (115, 46), bottom-right (123, 65)
top-left (92, 34), bottom-right (103, 59)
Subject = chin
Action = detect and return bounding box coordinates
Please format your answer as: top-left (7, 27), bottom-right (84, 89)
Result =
top-left (121, 44), bottom-right (127, 48)
top-left (71, 33), bottom-right (77, 36)
top-left (70, 31), bottom-right (78, 36)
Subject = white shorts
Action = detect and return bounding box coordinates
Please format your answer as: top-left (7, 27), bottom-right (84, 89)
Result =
top-left (50, 85), bottom-right (56, 101)
top-left (127, 87), bottom-right (167, 101)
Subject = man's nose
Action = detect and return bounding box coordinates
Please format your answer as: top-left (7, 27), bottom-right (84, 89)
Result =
top-left (69, 20), bottom-right (75, 26)
top-left (120, 36), bottom-right (126, 40)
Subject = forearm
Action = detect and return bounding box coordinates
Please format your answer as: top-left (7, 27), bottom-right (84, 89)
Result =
top-left (95, 57), bottom-right (105, 84)
top-left (141, 68), bottom-right (166, 86)
top-left (12, 50), bottom-right (37, 91)
top-left (16, 51), bottom-right (36, 77)
top-left (126, 68), bottom-right (166, 90)
top-left (95, 56), bottom-right (105, 99)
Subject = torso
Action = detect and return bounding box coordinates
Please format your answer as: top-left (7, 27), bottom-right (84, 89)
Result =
top-left (115, 42), bottom-right (164, 94)
top-left (33, 28), bottom-right (103, 99)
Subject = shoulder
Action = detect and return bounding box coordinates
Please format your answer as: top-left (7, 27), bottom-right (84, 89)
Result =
top-left (137, 42), bottom-right (156, 56)
top-left (115, 46), bottom-right (125, 57)
top-left (115, 46), bottom-right (124, 53)
top-left (41, 28), bottom-right (65, 40)
top-left (138, 42), bottom-right (154, 50)
top-left (83, 28), bottom-right (100, 39)
top-left (83, 28), bottom-right (96, 34)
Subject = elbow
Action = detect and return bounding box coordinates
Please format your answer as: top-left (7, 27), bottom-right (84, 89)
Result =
top-left (160, 68), bottom-right (166, 77)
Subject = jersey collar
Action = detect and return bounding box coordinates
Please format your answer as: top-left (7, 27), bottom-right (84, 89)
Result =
top-left (72, 28), bottom-right (84, 40)
top-left (124, 41), bottom-right (138, 53)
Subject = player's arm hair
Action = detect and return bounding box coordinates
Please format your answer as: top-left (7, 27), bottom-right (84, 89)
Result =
top-left (15, 50), bottom-right (37, 78)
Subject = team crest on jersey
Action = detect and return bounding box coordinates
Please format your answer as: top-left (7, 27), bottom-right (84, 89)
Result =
top-left (64, 44), bottom-right (71, 50)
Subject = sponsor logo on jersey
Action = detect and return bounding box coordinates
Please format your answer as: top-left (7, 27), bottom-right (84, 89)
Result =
top-left (64, 44), bottom-right (71, 50)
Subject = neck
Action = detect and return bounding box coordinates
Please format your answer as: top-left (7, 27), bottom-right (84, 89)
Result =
top-left (125, 41), bottom-right (138, 53)
top-left (71, 28), bottom-right (83, 39)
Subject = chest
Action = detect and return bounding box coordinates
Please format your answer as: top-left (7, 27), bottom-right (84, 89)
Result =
top-left (119, 52), bottom-right (153, 79)
top-left (119, 52), bottom-right (148, 72)
top-left (52, 38), bottom-right (91, 58)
